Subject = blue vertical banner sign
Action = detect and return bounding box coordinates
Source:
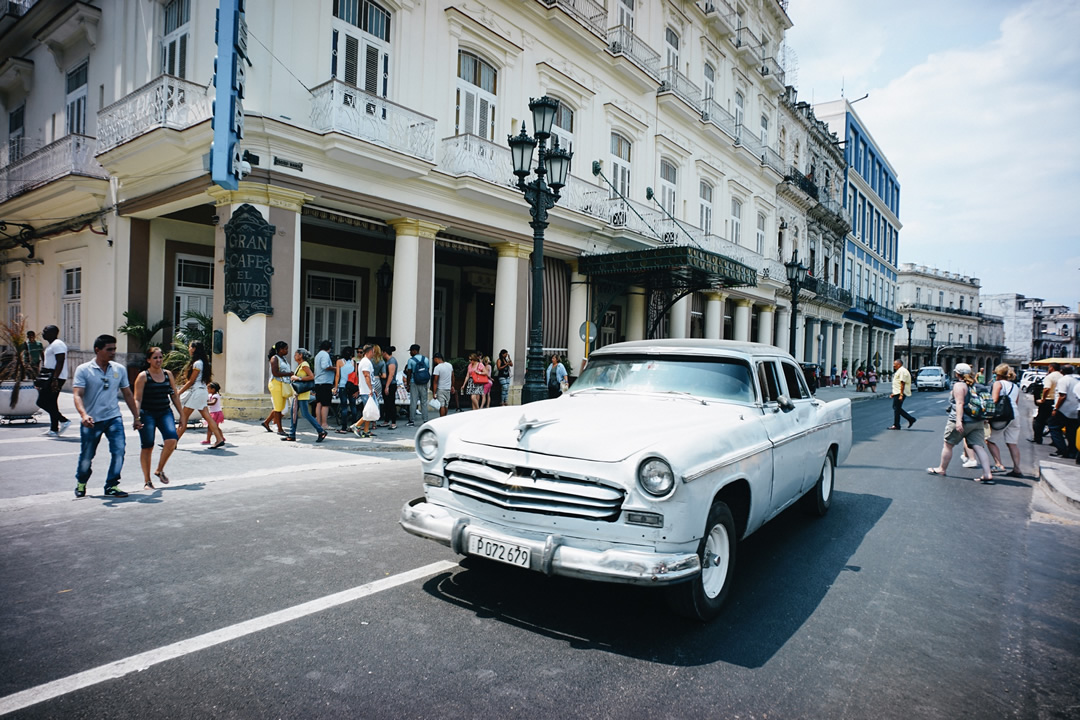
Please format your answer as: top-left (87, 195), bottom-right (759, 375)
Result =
top-left (211, 0), bottom-right (247, 190)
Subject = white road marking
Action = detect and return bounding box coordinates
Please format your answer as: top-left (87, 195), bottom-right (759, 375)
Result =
top-left (0, 453), bottom-right (73, 462)
top-left (0, 560), bottom-right (458, 716)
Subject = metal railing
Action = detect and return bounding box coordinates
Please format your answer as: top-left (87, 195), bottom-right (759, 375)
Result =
top-left (803, 277), bottom-right (853, 308)
top-left (1, 0), bottom-right (37, 18)
top-left (734, 26), bottom-right (762, 61)
top-left (607, 24), bottom-right (660, 79)
top-left (900, 302), bottom-right (979, 317)
top-left (0, 134), bottom-right (107, 201)
top-left (658, 66), bottom-right (702, 109)
top-left (702, 98), bottom-right (738, 140)
top-left (786, 166), bottom-right (819, 199)
top-left (558, 173), bottom-right (609, 219)
top-left (854, 297), bottom-right (903, 326)
top-left (818, 194), bottom-right (849, 226)
top-left (439, 134), bottom-right (517, 188)
top-left (760, 56), bottom-right (785, 86)
top-left (311, 80), bottom-right (436, 162)
top-left (539, 0), bottom-right (606, 36)
top-left (97, 75), bottom-right (212, 154)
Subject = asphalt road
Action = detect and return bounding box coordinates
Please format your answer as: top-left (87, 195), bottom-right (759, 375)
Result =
top-left (1, 393), bottom-right (1078, 719)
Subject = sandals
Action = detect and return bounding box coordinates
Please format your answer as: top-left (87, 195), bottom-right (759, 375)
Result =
top-left (1005, 470), bottom-right (1024, 478)
top-left (281, 436), bottom-right (296, 442)
top-left (210, 439), bottom-right (226, 449)
top-left (316, 431), bottom-right (328, 443)
top-left (926, 467), bottom-right (945, 476)
top-left (974, 476), bottom-right (996, 485)
top-left (154, 471), bottom-right (170, 485)
top-left (144, 481), bottom-right (155, 490)
top-left (990, 465), bottom-right (1007, 474)
top-left (261, 421), bottom-right (273, 433)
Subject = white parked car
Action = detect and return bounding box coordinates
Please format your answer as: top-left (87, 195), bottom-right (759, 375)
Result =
top-left (400, 340), bottom-right (852, 621)
top-left (1019, 370), bottom-right (1045, 394)
top-left (916, 366), bottom-right (949, 391)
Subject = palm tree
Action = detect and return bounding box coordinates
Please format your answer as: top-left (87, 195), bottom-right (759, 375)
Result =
top-left (0, 315), bottom-right (34, 408)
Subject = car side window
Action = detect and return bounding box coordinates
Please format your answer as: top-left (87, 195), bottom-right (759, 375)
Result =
top-left (757, 361), bottom-right (782, 403)
top-left (780, 361), bottom-right (808, 400)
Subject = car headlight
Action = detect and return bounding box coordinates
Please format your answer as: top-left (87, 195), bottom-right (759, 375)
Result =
top-left (638, 458), bottom-right (675, 497)
top-left (416, 429), bottom-right (439, 460)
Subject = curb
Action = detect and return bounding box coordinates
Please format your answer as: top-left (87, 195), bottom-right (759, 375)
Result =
top-left (1038, 461), bottom-right (1080, 512)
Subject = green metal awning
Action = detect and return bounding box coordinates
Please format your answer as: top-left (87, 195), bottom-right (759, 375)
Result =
top-left (577, 245), bottom-right (757, 290)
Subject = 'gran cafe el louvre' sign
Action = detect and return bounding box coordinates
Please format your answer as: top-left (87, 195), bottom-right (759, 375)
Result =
top-left (223, 204), bottom-right (276, 321)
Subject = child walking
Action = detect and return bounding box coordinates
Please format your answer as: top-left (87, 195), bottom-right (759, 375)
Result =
top-left (202, 382), bottom-right (224, 445)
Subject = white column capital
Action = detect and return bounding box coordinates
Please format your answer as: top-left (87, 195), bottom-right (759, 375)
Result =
top-left (387, 217), bottom-right (445, 239)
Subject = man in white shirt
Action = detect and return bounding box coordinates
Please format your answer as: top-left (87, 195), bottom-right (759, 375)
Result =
top-left (431, 352), bottom-right (455, 418)
top-left (1049, 364), bottom-right (1079, 459)
top-left (1033, 363), bottom-right (1062, 444)
top-left (36, 325), bottom-right (71, 436)
top-left (351, 345), bottom-right (377, 438)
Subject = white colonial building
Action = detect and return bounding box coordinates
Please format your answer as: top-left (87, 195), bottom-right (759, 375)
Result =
top-left (1, 0), bottom-right (880, 414)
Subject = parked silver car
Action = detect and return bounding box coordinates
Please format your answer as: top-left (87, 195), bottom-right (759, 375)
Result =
top-left (401, 340), bottom-right (852, 621)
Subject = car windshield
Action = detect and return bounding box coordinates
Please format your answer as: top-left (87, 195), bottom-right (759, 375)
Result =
top-left (574, 355), bottom-right (756, 403)
top-left (920, 369), bottom-right (942, 376)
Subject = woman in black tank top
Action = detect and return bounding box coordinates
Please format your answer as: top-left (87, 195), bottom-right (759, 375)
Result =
top-left (133, 347), bottom-right (183, 490)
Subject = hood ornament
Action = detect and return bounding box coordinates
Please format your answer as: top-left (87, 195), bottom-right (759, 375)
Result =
top-left (515, 414), bottom-right (558, 442)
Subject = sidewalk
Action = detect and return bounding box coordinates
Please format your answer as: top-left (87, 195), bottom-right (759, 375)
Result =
top-left (1016, 394), bottom-right (1080, 512)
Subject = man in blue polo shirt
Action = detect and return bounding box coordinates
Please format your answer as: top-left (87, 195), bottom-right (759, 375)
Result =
top-left (72, 334), bottom-right (142, 498)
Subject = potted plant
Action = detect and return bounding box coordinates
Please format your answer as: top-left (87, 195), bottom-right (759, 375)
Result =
top-left (163, 309), bottom-right (214, 375)
top-left (0, 315), bottom-right (39, 418)
top-left (118, 310), bottom-right (170, 385)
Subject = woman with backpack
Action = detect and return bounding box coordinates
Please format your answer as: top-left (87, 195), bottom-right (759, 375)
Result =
top-left (987, 363), bottom-right (1023, 478)
top-left (333, 346), bottom-right (358, 434)
top-left (926, 363), bottom-right (994, 483)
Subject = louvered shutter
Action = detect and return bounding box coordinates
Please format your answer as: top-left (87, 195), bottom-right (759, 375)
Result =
top-left (364, 44), bottom-right (379, 94)
top-left (177, 33), bottom-right (188, 79)
top-left (344, 34), bottom-right (359, 86)
top-left (478, 97), bottom-right (490, 139)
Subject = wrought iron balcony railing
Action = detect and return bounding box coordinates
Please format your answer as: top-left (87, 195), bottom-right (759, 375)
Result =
top-left (97, 75), bottom-right (212, 154)
top-left (311, 80), bottom-right (436, 162)
top-left (702, 98), bottom-right (738, 140)
top-left (854, 296), bottom-right (903, 326)
top-left (760, 56), bottom-right (785, 86)
top-left (607, 24), bottom-right (660, 79)
top-left (734, 26), bottom-right (762, 61)
top-left (900, 302), bottom-right (978, 317)
top-left (786, 166), bottom-right (819, 200)
top-left (538, 0), bottom-right (606, 36)
top-left (0, 134), bottom-right (107, 202)
top-left (439, 134), bottom-right (517, 188)
top-left (658, 65), bottom-right (702, 110)
top-left (802, 277), bottom-right (853, 308)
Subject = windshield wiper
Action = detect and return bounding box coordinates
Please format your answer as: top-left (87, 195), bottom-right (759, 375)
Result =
top-left (659, 390), bottom-right (707, 405)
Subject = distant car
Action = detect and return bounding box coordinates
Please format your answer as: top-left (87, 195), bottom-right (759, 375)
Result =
top-left (1019, 370), bottom-right (1046, 394)
top-left (401, 339), bottom-right (852, 621)
top-left (916, 366), bottom-right (949, 391)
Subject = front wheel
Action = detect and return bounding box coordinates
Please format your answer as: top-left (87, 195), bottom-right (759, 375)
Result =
top-left (666, 500), bottom-right (737, 622)
top-left (803, 450), bottom-right (835, 516)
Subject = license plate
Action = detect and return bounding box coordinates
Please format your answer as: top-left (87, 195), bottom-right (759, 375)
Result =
top-left (467, 534), bottom-right (531, 568)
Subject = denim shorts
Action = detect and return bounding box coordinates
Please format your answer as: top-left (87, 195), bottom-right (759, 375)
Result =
top-left (139, 410), bottom-right (178, 448)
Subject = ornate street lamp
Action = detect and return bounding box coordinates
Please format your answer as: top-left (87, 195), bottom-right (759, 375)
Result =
top-left (785, 249), bottom-right (808, 358)
top-left (927, 321), bottom-right (937, 365)
top-left (906, 313), bottom-right (915, 370)
top-left (507, 96), bottom-right (573, 404)
top-left (865, 296), bottom-right (877, 373)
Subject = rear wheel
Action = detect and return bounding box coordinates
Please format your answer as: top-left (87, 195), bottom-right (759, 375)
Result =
top-left (803, 450), bottom-right (835, 516)
top-left (667, 500), bottom-right (737, 622)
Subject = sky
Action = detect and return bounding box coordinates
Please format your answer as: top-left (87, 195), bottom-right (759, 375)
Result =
top-left (785, 0), bottom-right (1080, 310)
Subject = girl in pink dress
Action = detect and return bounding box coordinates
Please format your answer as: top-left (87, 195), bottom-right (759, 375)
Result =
top-left (203, 382), bottom-right (225, 445)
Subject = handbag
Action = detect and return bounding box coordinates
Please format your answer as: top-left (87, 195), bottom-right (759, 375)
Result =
top-left (33, 368), bottom-right (53, 389)
top-left (292, 378), bottom-right (315, 394)
top-left (279, 381), bottom-right (294, 399)
top-left (362, 395), bottom-right (381, 422)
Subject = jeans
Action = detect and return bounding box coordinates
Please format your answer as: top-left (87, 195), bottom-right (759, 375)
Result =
top-left (409, 383), bottom-right (429, 424)
top-left (1031, 401), bottom-right (1052, 443)
top-left (499, 377), bottom-right (510, 405)
top-left (76, 416), bottom-right (126, 488)
top-left (892, 395), bottom-right (916, 427)
top-left (36, 379), bottom-right (68, 431)
top-left (289, 398), bottom-right (324, 438)
top-left (138, 410), bottom-right (177, 448)
top-left (1049, 414), bottom-right (1079, 458)
top-left (338, 388), bottom-right (357, 430)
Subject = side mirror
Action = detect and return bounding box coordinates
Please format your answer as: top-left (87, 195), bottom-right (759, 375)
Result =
top-left (777, 395), bottom-right (795, 412)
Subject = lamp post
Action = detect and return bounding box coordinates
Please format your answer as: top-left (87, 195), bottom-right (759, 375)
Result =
top-left (785, 249), bottom-right (809, 358)
top-left (905, 313), bottom-right (915, 370)
top-left (865, 296), bottom-right (876, 374)
top-left (507, 96), bottom-right (573, 404)
top-left (927, 321), bottom-right (937, 366)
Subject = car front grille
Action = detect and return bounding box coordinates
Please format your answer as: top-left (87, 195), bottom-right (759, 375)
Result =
top-left (444, 459), bottom-right (625, 521)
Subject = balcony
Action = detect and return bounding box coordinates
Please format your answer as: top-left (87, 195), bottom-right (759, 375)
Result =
top-left (607, 24), bottom-right (661, 83)
top-left (760, 56), bottom-right (785, 92)
top-left (658, 65), bottom-right (702, 113)
top-left (536, 0), bottom-right (606, 38)
top-left (786, 166), bottom-right (819, 200)
top-left (802, 277), bottom-right (853, 310)
top-left (733, 27), bottom-right (762, 62)
top-left (702, 98), bottom-right (738, 141)
top-left (853, 296), bottom-right (903, 326)
top-left (311, 80), bottom-right (436, 162)
top-left (900, 302), bottom-right (980, 318)
top-left (97, 75), bottom-right (212, 154)
top-left (814, 194), bottom-right (851, 233)
top-left (0, 134), bottom-right (106, 203)
top-left (700, 0), bottom-right (737, 36)
top-left (439, 133), bottom-right (517, 188)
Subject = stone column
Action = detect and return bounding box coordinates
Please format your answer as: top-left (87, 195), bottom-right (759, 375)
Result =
top-left (805, 317), bottom-right (820, 364)
top-left (773, 305), bottom-right (789, 351)
top-left (852, 325), bottom-right (862, 370)
top-left (704, 292), bottom-right (726, 339)
top-left (821, 321), bottom-right (833, 377)
top-left (756, 304), bottom-right (775, 346)
top-left (669, 294), bottom-right (690, 339)
top-left (567, 260), bottom-right (589, 375)
top-left (206, 183), bottom-right (313, 419)
top-left (493, 242), bottom-right (530, 389)
top-left (733, 298), bottom-right (752, 342)
top-left (794, 312), bottom-right (805, 360)
top-left (387, 218), bottom-right (444, 370)
top-left (626, 286), bottom-right (646, 342)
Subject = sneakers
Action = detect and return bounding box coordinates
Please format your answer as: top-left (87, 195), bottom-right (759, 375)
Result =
top-left (104, 486), bottom-right (129, 498)
top-left (962, 459), bottom-right (979, 469)
top-left (351, 425), bottom-right (362, 437)
top-left (74, 483), bottom-right (87, 498)
top-left (58, 420), bottom-right (71, 435)
top-left (407, 421), bottom-right (415, 427)
top-left (46, 430), bottom-right (59, 437)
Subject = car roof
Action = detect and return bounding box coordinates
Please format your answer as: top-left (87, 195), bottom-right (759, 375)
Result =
top-left (589, 338), bottom-right (796, 362)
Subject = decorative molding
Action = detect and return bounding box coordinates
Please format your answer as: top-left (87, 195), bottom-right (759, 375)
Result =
top-left (493, 241), bottom-right (531, 259)
top-left (603, 101), bottom-right (649, 137)
top-left (655, 133), bottom-right (691, 162)
top-left (388, 218), bottom-right (445, 239)
top-left (0, 58), bottom-right (34, 98)
top-left (205, 182), bottom-right (315, 213)
top-left (445, 6), bottom-right (522, 67)
top-left (34, 2), bottom-right (102, 71)
top-left (535, 61), bottom-right (595, 110)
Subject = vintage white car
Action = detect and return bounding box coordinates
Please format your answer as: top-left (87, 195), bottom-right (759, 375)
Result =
top-left (400, 339), bottom-right (852, 621)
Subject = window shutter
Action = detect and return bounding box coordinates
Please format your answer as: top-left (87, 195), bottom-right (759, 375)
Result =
top-left (463, 89), bottom-right (476, 135)
top-left (344, 34), bottom-right (359, 86)
top-left (331, 29), bottom-right (338, 78)
top-left (178, 33), bottom-right (188, 79)
top-left (478, 97), bottom-right (489, 138)
top-left (364, 43), bottom-right (379, 95)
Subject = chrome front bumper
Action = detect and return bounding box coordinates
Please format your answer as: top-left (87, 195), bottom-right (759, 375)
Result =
top-left (400, 497), bottom-right (701, 586)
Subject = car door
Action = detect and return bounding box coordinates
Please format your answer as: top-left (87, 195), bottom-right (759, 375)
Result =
top-left (755, 358), bottom-right (806, 511)
top-left (778, 359), bottom-right (823, 495)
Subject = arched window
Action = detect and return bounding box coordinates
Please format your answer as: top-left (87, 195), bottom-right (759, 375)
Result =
top-left (610, 132), bottom-right (631, 198)
top-left (779, 127), bottom-right (786, 164)
top-left (793, 140), bottom-right (800, 173)
top-left (456, 50), bottom-right (497, 140)
top-left (659, 159), bottom-right (677, 215)
top-left (551, 101), bottom-right (574, 154)
top-left (332, 0), bottom-right (391, 98)
top-left (617, 0), bottom-right (634, 30)
top-left (665, 28), bottom-right (680, 70)
top-left (699, 181), bottom-right (713, 235)
top-left (756, 212), bottom-right (766, 255)
top-left (734, 91), bottom-right (744, 131)
top-left (731, 197), bottom-right (743, 245)
top-left (759, 114), bottom-right (768, 146)
top-left (703, 62), bottom-right (715, 101)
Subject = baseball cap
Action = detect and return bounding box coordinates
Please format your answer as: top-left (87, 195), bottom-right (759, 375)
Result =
top-left (954, 363), bottom-right (972, 375)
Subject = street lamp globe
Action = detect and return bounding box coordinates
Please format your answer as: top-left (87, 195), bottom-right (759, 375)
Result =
top-left (545, 139), bottom-right (573, 191)
top-left (906, 314), bottom-right (915, 334)
top-left (508, 124), bottom-right (537, 180)
top-left (529, 96), bottom-right (559, 140)
top-left (785, 248), bottom-right (804, 283)
top-left (866, 295), bottom-right (877, 316)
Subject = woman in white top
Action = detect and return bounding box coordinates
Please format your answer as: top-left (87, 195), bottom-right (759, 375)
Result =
top-left (987, 363), bottom-right (1023, 478)
top-left (175, 340), bottom-right (226, 448)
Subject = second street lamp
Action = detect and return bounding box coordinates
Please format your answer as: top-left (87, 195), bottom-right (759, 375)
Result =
top-left (865, 296), bottom-right (877, 376)
top-left (785, 249), bottom-right (808, 358)
top-left (507, 96), bottom-right (573, 404)
top-left (906, 313), bottom-right (915, 370)
top-left (927, 321), bottom-right (937, 366)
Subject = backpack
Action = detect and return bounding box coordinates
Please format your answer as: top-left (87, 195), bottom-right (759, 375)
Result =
top-left (412, 356), bottom-right (430, 384)
top-left (989, 381), bottom-right (1016, 430)
top-left (963, 383), bottom-right (995, 422)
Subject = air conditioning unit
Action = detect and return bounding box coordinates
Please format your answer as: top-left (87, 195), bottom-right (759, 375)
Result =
top-left (610, 41), bottom-right (624, 54)
top-left (662, 231), bottom-right (677, 243)
top-left (611, 211), bottom-right (627, 226)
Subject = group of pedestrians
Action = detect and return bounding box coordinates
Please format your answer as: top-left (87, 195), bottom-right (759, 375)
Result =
top-left (1030, 362), bottom-right (1080, 463)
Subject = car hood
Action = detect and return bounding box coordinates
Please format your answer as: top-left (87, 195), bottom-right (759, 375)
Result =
top-left (454, 393), bottom-right (751, 462)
